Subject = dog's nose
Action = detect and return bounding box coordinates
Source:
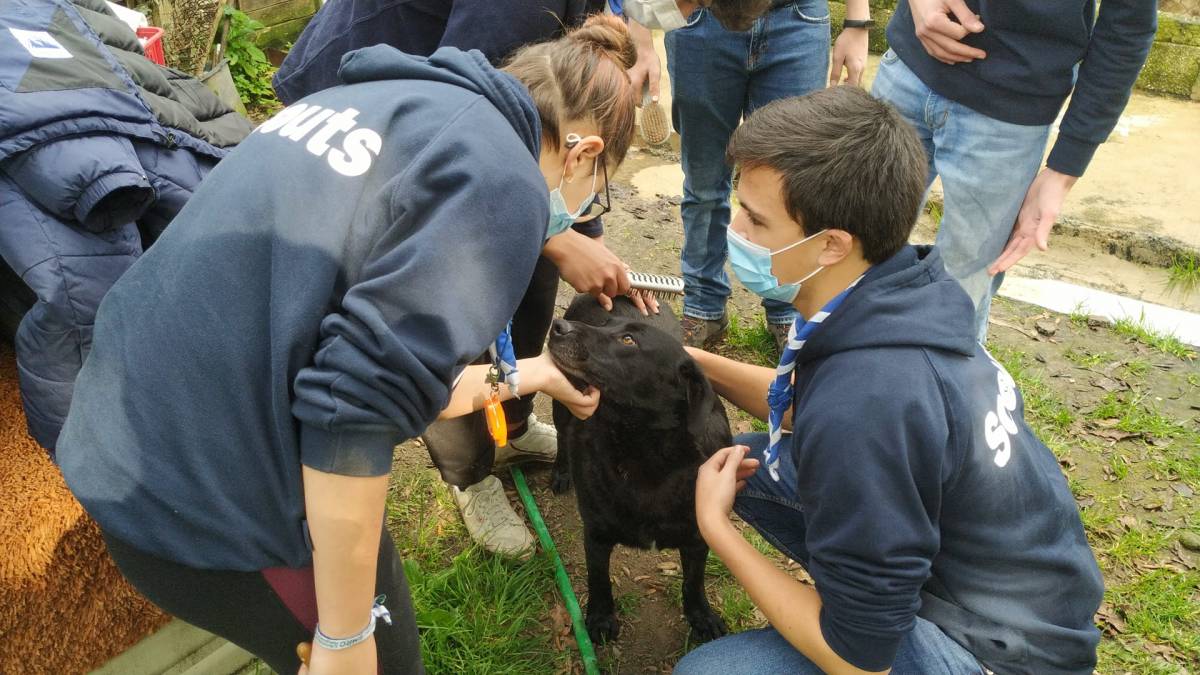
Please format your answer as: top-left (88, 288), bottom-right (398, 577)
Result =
top-left (551, 319), bottom-right (574, 336)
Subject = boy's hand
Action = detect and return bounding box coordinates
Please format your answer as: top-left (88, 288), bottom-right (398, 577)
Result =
top-left (695, 445), bottom-right (759, 534)
top-left (989, 168), bottom-right (1077, 275)
top-left (829, 26), bottom-right (869, 86)
top-left (908, 0), bottom-right (986, 65)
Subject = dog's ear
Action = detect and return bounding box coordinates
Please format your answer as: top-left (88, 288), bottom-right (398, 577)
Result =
top-left (678, 356), bottom-right (719, 443)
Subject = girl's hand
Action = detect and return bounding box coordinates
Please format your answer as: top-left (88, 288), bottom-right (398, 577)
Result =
top-left (695, 445), bottom-right (759, 534)
top-left (298, 635), bottom-right (376, 675)
top-left (532, 352), bottom-right (600, 419)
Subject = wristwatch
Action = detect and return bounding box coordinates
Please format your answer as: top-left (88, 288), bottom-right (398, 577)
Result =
top-left (842, 19), bottom-right (875, 29)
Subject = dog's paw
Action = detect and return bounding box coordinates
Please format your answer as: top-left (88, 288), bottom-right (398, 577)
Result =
top-left (686, 609), bottom-right (728, 643)
top-left (586, 611), bottom-right (620, 644)
top-left (549, 471), bottom-right (572, 495)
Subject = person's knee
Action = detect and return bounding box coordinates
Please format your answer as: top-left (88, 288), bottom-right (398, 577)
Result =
top-left (673, 641), bottom-right (726, 675)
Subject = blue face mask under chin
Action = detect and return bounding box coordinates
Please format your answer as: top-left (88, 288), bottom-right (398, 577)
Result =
top-left (546, 155), bottom-right (598, 240)
top-left (726, 227), bottom-right (827, 303)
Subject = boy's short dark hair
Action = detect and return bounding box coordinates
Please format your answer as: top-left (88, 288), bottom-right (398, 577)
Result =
top-left (705, 0), bottom-right (773, 32)
top-left (726, 86), bottom-right (927, 264)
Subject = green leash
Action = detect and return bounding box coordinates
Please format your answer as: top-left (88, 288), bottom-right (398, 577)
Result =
top-left (510, 466), bottom-right (600, 675)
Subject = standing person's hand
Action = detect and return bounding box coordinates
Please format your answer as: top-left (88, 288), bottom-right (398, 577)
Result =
top-left (908, 0), bottom-right (986, 65)
top-left (543, 230), bottom-right (632, 310)
top-left (625, 19), bottom-right (662, 103)
top-left (988, 168), bottom-right (1078, 275)
top-left (695, 446), bottom-right (760, 535)
top-left (298, 636), bottom-right (376, 675)
top-left (829, 26), bottom-right (869, 86)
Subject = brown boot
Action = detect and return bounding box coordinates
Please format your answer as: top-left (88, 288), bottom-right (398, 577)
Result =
top-left (681, 314), bottom-right (729, 349)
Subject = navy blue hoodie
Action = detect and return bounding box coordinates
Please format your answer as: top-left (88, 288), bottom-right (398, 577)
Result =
top-left (788, 246), bottom-right (1103, 674)
top-left (274, 0), bottom-right (605, 237)
top-left (56, 46), bottom-right (548, 571)
top-left (886, 0), bottom-right (1156, 177)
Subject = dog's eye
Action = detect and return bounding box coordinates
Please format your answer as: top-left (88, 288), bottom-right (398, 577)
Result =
top-left (620, 334), bottom-right (636, 347)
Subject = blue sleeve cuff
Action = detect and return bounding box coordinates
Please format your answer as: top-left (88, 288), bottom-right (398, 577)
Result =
top-left (1045, 134), bottom-right (1098, 178)
top-left (299, 424), bottom-right (402, 477)
top-left (819, 606), bottom-right (903, 672)
top-left (75, 170), bottom-right (155, 233)
top-left (571, 214), bottom-right (604, 238)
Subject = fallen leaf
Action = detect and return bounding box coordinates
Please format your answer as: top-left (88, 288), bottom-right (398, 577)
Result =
top-left (1144, 642), bottom-right (1177, 659)
top-left (1095, 603), bottom-right (1127, 635)
top-left (1091, 377), bottom-right (1125, 393)
top-left (549, 603), bottom-right (571, 651)
top-left (633, 575), bottom-right (650, 582)
top-left (1118, 515), bottom-right (1138, 529)
top-left (1092, 428), bottom-right (1140, 442)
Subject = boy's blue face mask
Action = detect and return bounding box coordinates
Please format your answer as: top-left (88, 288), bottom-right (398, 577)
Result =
top-left (727, 227), bottom-right (827, 303)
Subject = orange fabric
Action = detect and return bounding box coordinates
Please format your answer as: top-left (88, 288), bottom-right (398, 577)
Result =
top-left (0, 342), bottom-right (169, 674)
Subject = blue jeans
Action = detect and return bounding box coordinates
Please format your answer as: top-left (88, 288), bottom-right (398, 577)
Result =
top-left (666, 2), bottom-right (830, 325)
top-left (871, 50), bottom-right (1052, 342)
top-left (673, 433), bottom-right (984, 674)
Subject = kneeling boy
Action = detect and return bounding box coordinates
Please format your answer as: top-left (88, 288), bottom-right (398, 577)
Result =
top-left (680, 87), bottom-right (1103, 675)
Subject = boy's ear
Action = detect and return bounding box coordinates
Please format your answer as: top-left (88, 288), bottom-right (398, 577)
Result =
top-left (817, 229), bottom-right (856, 267)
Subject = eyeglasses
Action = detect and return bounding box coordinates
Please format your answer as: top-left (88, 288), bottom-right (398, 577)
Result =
top-left (574, 156), bottom-right (611, 223)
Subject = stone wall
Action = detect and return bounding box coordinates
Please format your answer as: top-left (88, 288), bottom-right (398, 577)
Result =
top-left (831, 1), bottom-right (1200, 101)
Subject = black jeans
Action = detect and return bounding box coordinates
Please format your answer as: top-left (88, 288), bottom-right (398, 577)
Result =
top-left (102, 529), bottom-right (424, 674)
top-left (422, 254), bottom-right (560, 488)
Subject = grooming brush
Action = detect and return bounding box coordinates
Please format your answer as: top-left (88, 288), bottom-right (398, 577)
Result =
top-left (638, 83), bottom-right (672, 147)
top-left (628, 271), bottom-right (685, 299)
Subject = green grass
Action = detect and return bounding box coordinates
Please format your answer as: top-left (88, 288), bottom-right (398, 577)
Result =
top-left (716, 584), bottom-right (759, 632)
top-left (988, 345), bottom-right (1076, 450)
top-left (1106, 569), bottom-right (1200, 663)
top-left (1088, 392), bottom-right (1187, 441)
top-left (1105, 523), bottom-right (1172, 568)
top-left (1112, 313), bottom-right (1197, 360)
top-left (924, 199), bottom-right (944, 224)
top-left (386, 469), bottom-right (567, 674)
top-left (1070, 302), bottom-right (1091, 327)
top-left (1165, 252), bottom-right (1200, 297)
top-left (1065, 347), bottom-right (1115, 369)
top-left (723, 313), bottom-right (777, 367)
top-left (1123, 358), bottom-right (1151, 378)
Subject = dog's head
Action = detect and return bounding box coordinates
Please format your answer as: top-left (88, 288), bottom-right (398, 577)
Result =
top-left (547, 316), bottom-right (716, 438)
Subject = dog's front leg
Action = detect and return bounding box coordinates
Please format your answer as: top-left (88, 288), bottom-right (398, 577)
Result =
top-left (583, 531), bottom-right (619, 644)
top-left (680, 543), bottom-right (727, 642)
top-left (549, 402), bottom-right (572, 494)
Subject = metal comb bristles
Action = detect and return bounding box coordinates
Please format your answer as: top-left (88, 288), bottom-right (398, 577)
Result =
top-left (628, 271), bottom-right (684, 299)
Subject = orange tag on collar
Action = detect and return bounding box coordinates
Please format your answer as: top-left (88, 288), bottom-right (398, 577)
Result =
top-left (485, 391), bottom-right (507, 447)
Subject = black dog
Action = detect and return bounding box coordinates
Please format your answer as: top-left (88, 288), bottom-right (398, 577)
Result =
top-left (548, 294), bottom-right (732, 645)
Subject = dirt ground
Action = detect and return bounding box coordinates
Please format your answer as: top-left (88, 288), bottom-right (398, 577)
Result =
top-left (383, 151), bottom-right (1200, 674)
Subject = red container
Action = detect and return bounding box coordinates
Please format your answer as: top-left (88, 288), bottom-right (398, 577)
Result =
top-left (136, 26), bottom-right (165, 66)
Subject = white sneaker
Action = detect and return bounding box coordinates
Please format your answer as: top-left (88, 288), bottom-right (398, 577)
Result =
top-left (494, 414), bottom-right (557, 466)
top-left (452, 475), bottom-right (535, 559)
